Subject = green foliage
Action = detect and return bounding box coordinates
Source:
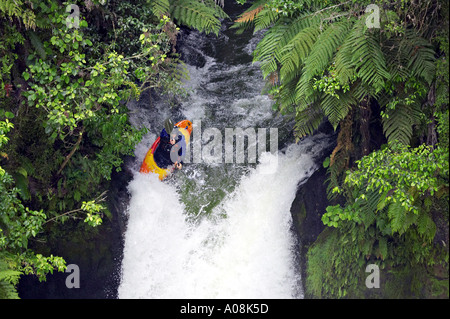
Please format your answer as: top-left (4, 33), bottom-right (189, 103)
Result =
top-left (307, 222), bottom-right (448, 298)
top-left (150, 0), bottom-right (228, 35)
top-left (381, 94), bottom-right (423, 146)
top-left (237, 0), bottom-right (449, 298)
top-left (264, 0), bottom-right (303, 16)
top-left (313, 141), bottom-right (449, 297)
top-left (1, 122), bottom-right (67, 298)
top-left (0, 0), bottom-right (228, 298)
top-left (235, 0), bottom-right (438, 141)
top-left (0, 255), bottom-right (21, 299)
top-left (15, 6), bottom-right (149, 230)
top-left (306, 227), bottom-right (368, 298)
top-left (0, 23), bottom-right (24, 99)
top-left (324, 142), bottom-right (448, 232)
top-left (0, 0), bottom-right (36, 30)
top-left (150, 0), bottom-right (170, 17)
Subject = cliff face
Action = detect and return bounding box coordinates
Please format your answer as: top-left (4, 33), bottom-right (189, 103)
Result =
top-left (289, 121), bottom-right (336, 298)
top-left (290, 164), bottom-right (330, 297)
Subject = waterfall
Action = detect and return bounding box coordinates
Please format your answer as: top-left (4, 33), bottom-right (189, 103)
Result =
top-left (118, 14), bottom-right (332, 299)
top-left (118, 135), bottom-right (330, 299)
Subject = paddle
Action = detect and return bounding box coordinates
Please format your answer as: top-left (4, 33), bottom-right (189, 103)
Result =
top-left (164, 118), bottom-right (174, 135)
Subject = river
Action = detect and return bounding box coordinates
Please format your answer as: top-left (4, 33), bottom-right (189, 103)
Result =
top-left (118, 2), bottom-right (332, 299)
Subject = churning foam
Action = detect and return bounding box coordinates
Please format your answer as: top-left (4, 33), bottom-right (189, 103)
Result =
top-left (118, 136), bottom-right (327, 299)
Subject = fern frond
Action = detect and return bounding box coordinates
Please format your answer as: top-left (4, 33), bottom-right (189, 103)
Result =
top-left (0, 256), bottom-right (21, 299)
top-left (273, 13), bottom-right (322, 62)
top-left (279, 25), bottom-right (320, 81)
top-left (382, 100), bottom-right (422, 145)
top-left (295, 76), bottom-right (318, 107)
top-left (302, 20), bottom-right (352, 81)
top-left (388, 200), bottom-right (407, 234)
top-left (0, 270), bottom-right (22, 285)
top-left (417, 212), bottom-right (436, 242)
top-left (348, 20), bottom-right (390, 92)
top-left (279, 75), bottom-right (302, 112)
top-left (384, 29), bottom-right (436, 84)
top-left (235, 5), bottom-right (264, 24)
top-left (377, 237), bottom-right (388, 260)
top-left (294, 102), bottom-right (323, 138)
top-left (253, 7), bottom-right (279, 32)
top-left (334, 20), bottom-right (359, 85)
top-left (320, 90), bottom-right (355, 129)
top-left (253, 22), bottom-right (290, 77)
top-left (0, 280), bottom-right (20, 299)
top-left (403, 30), bottom-right (436, 84)
top-left (27, 30), bottom-right (46, 59)
top-left (253, 12), bottom-right (322, 78)
top-left (170, 0), bottom-right (223, 35)
top-left (358, 188), bottom-right (380, 229)
top-left (150, 0), bottom-right (170, 17)
top-left (0, 0), bottom-right (22, 18)
top-left (231, 0), bottom-right (267, 32)
top-left (382, 36), bottom-right (409, 82)
top-left (0, 0), bottom-right (36, 29)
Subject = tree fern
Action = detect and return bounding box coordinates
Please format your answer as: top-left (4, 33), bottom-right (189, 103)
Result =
top-left (416, 212), bottom-right (437, 242)
top-left (302, 20), bottom-right (352, 82)
top-left (383, 29), bottom-right (436, 85)
top-left (279, 25), bottom-right (320, 80)
top-left (0, 0), bottom-right (36, 29)
top-left (273, 13), bottom-right (323, 60)
top-left (333, 22), bottom-right (358, 85)
top-left (238, 0), bottom-right (443, 155)
top-left (382, 99), bottom-right (422, 145)
top-left (319, 90), bottom-right (355, 129)
top-left (253, 6), bottom-right (279, 32)
top-left (0, 257), bottom-right (21, 299)
top-left (150, 0), bottom-right (170, 17)
top-left (253, 13), bottom-right (321, 78)
top-left (294, 101), bottom-right (323, 137)
top-left (348, 21), bottom-right (390, 93)
top-left (402, 30), bottom-right (436, 84)
top-left (253, 22), bottom-right (290, 77)
top-left (169, 0), bottom-right (227, 35)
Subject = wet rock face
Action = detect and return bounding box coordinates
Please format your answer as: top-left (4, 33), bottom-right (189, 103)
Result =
top-left (289, 123), bottom-right (336, 296)
top-left (290, 165), bottom-right (329, 248)
top-left (290, 123), bottom-right (336, 247)
top-left (290, 165), bottom-right (330, 298)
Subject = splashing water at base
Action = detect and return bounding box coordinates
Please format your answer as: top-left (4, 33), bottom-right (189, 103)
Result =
top-left (118, 135), bottom-right (330, 299)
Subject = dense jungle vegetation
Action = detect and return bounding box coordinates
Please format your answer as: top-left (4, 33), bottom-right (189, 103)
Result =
top-left (234, 0), bottom-right (449, 298)
top-left (1, 0), bottom-right (449, 299)
top-left (0, 0), bottom-right (226, 299)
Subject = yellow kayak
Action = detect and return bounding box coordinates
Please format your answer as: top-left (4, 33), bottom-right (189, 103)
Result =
top-left (139, 120), bottom-right (192, 180)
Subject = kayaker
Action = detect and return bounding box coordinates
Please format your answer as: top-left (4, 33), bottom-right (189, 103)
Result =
top-left (153, 120), bottom-right (186, 170)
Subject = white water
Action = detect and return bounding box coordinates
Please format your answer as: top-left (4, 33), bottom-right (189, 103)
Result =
top-left (118, 21), bottom-right (332, 299)
top-left (118, 136), bottom-right (329, 299)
